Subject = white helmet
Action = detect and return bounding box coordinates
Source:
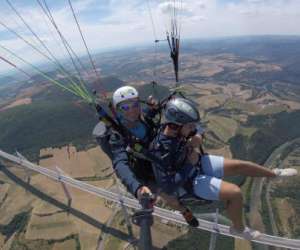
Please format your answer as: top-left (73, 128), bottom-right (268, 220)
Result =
top-left (112, 86), bottom-right (139, 108)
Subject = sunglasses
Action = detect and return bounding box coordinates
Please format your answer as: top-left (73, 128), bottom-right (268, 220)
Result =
top-left (168, 123), bottom-right (182, 130)
top-left (118, 101), bottom-right (140, 111)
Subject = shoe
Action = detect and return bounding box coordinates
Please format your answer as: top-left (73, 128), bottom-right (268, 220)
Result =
top-left (273, 168), bottom-right (298, 177)
top-left (181, 209), bottom-right (199, 227)
top-left (229, 226), bottom-right (262, 240)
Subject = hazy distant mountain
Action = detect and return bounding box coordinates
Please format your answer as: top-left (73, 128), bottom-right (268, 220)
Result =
top-left (91, 76), bottom-right (125, 93)
top-left (184, 36), bottom-right (300, 60)
top-left (92, 36), bottom-right (300, 86)
top-left (0, 75), bottom-right (18, 88)
top-left (184, 36), bottom-right (300, 84)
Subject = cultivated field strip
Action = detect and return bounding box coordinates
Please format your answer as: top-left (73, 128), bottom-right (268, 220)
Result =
top-left (0, 149), bottom-right (299, 249)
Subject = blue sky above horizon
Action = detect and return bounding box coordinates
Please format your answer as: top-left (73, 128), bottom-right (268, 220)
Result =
top-left (1, 0), bottom-right (300, 74)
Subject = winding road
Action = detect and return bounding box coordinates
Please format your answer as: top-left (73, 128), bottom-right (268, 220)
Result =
top-left (249, 138), bottom-right (300, 249)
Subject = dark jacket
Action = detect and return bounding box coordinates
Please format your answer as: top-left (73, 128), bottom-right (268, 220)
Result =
top-left (108, 107), bottom-right (159, 197)
top-left (151, 128), bottom-right (197, 195)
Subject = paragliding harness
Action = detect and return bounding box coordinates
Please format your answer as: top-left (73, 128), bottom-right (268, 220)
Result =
top-left (176, 131), bottom-right (213, 206)
top-left (178, 152), bottom-right (212, 206)
top-left (151, 118), bottom-right (212, 206)
top-left (94, 100), bottom-right (163, 183)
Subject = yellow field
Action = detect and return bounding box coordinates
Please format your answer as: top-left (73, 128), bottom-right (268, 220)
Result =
top-left (258, 104), bottom-right (287, 115)
top-left (0, 145), bottom-right (116, 249)
top-left (0, 234), bottom-right (5, 248)
top-left (225, 100), bottom-right (259, 113)
top-left (282, 100), bottom-right (300, 110)
top-left (230, 114), bottom-right (249, 123)
top-left (29, 173), bottom-right (68, 203)
top-left (197, 64), bottom-right (224, 77)
top-left (0, 163), bottom-right (33, 184)
top-left (185, 84), bottom-right (213, 96)
top-left (53, 238), bottom-right (77, 250)
top-left (103, 210), bottom-right (187, 250)
top-left (102, 211), bottom-right (127, 250)
top-left (78, 230), bottom-right (100, 250)
top-left (37, 146), bottom-right (114, 247)
top-left (186, 83), bottom-right (256, 128)
top-left (184, 82), bottom-right (255, 113)
top-left (0, 183), bottom-right (36, 225)
top-left (2, 231), bottom-right (17, 250)
top-left (25, 179), bottom-right (113, 244)
top-left (235, 238), bottom-right (252, 250)
top-left (180, 54), bottom-right (282, 81)
top-left (207, 115), bottom-right (238, 142)
top-left (39, 145), bottom-right (112, 178)
top-left (233, 88), bottom-right (253, 101)
top-left (198, 94), bottom-right (228, 110)
top-left (25, 146), bottom-right (114, 245)
top-left (237, 126), bottom-right (258, 138)
top-left (151, 217), bottom-right (187, 248)
top-left (26, 201), bottom-right (78, 240)
top-left (0, 183), bottom-right (9, 203)
top-left (274, 198), bottom-right (296, 237)
top-left (249, 90), bottom-right (299, 113)
top-left (68, 180), bottom-right (114, 235)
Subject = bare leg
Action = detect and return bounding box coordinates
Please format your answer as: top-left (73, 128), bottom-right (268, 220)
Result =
top-left (219, 180), bottom-right (244, 231)
top-left (223, 158), bottom-right (276, 177)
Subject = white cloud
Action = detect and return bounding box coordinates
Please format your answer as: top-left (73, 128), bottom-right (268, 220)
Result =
top-left (1, 0), bottom-right (300, 74)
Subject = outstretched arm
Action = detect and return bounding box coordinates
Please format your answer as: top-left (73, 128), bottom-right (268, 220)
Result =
top-left (109, 132), bottom-right (143, 197)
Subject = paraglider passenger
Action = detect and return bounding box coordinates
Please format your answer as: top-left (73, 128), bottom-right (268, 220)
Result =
top-left (151, 97), bottom-right (298, 240)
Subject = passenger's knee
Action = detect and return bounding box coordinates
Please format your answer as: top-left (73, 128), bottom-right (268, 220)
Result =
top-left (220, 183), bottom-right (243, 202)
top-left (230, 185), bottom-right (243, 201)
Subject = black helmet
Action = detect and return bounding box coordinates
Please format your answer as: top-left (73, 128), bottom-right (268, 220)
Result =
top-left (164, 98), bottom-right (200, 125)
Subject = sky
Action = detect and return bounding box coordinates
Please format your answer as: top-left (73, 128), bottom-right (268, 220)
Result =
top-left (1, 0), bottom-right (300, 75)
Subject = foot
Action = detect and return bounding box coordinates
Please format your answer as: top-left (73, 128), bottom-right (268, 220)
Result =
top-left (181, 209), bottom-right (199, 227)
top-left (273, 168), bottom-right (298, 178)
top-left (229, 226), bottom-right (262, 240)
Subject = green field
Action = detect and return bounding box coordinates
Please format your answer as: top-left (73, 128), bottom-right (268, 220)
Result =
top-left (165, 228), bottom-right (234, 250)
top-left (206, 115), bottom-right (239, 142)
top-left (224, 100), bottom-right (259, 113)
top-left (0, 100), bottom-right (98, 160)
top-left (229, 110), bottom-right (300, 163)
top-left (258, 104), bottom-right (287, 115)
top-left (237, 126), bottom-right (258, 138)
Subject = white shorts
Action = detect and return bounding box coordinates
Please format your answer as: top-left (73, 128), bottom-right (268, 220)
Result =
top-left (193, 155), bottom-right (224, 201)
